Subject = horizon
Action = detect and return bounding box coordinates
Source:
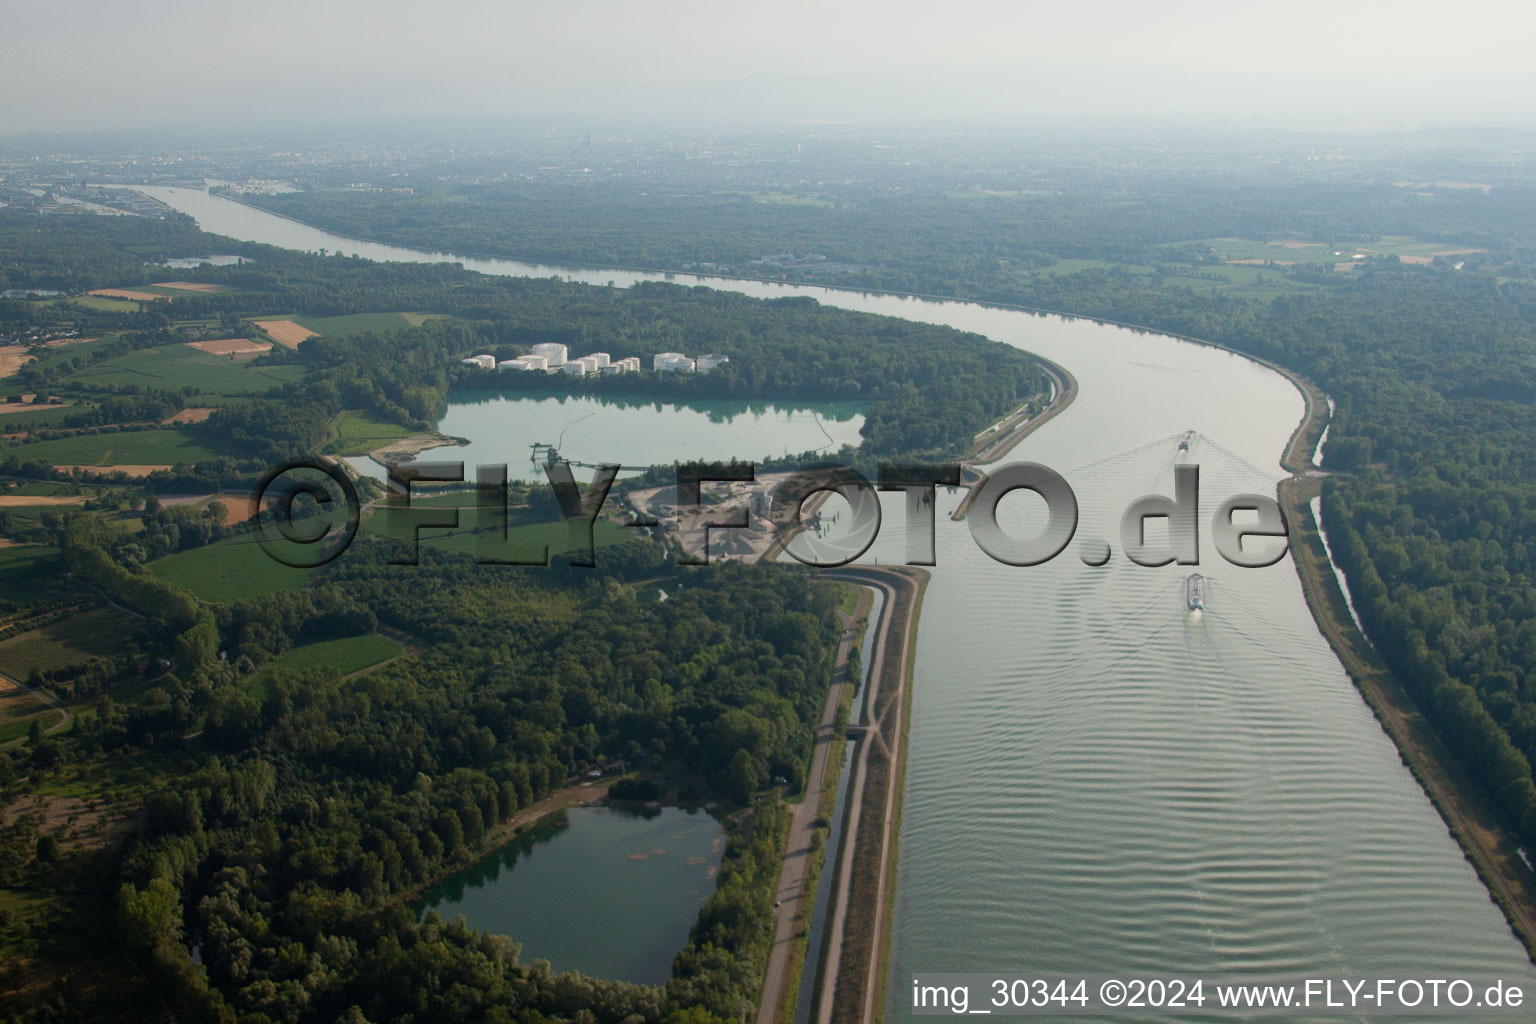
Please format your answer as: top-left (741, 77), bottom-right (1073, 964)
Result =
top-left (5, 0), bottom-right (1536, 135)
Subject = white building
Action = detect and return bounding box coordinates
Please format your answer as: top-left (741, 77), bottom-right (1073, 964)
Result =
top-left (497, 358), bottom-right (529, 371)
top-left (586, 352), bottom-right (611, 370)
top-left (562, 356), bottom-right (600, 377)
top-left (697, 354), bottom-right (729, 373)
top-left (461, 354), bottom-right (495, 369)
top-left (531, 343), bottom-right (568, 368)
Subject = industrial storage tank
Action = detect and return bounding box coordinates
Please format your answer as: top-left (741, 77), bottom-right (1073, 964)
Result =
top-left (531, 343), bottom-right (568, 367)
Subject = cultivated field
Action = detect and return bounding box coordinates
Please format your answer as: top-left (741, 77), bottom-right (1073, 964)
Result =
top-left (161, 406), bottom-right (217, 424)
top-left (185, 338), bottom-right (271, 357)
top-left (156, 492), bottom-right (259, 525)
top-left (20, 427), bottom-right (227, 467)
top-left (0, 495), bottom-right (91, 508)
top-left (86, 288), bottom-right (166, 302)
top-left (292, 312), bottom-right (423, 337)
top-left (66, 344), bottom-right (303, 396)
top-left (151, 281), bottom-right (233, 293)
top-left (1191, 236), bottom-right (1486, 267)
top-left (0, 346), bottom-right (36, 377)
top-left (0, 676), bottom-right (57, 743)
top-left (0, 544), bottom-right (60, 604)
top-left (253, 319), bottom-right (319, 348)
top-left (0, 401), bottom-right (69, 417)
top-left (0, 606), bottom-right (142, 679)
top-left (260, 634), bottom-right (404, 677)
top-left (148, 535), bottom-right (313, 602)
top-left (212, 492), bottom-right (260, 525)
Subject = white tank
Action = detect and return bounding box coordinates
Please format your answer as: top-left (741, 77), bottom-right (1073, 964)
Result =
top-left (532, 343), bottom-right (568, 367)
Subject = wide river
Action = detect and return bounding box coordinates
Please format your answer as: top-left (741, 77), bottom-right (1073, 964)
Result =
top-left (141, 186), bottom-right (1536, 1017)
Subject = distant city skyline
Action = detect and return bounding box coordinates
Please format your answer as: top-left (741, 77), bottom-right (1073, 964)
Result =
top-left (5, 0), bottom-right (1536, 133)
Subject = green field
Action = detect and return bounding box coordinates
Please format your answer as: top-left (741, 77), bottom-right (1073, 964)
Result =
top-left (1176, 236), bottom-right (1482, 268)
top-left (65, 344), bottom-right (305, 396)
top-left (70, 295), bottom-right (150, 312)
top-left (0, 403), bottom-right (90, 429)
top-left (146, 503), bottom-right (631, 605)
top-left (0, 544), bottom-right (63, 602)
top-left (5, 480), bottom-right (89, 497)
top-left (147, 535), bottom-right (313, 603)
top-left (0, 606), bottom-right (142, 679)
top-left (12, 428), bottom-right (231, 467)
top-left (331, 410), bottom-right (414, 454)
top-left (1030, 257), bottom-right (1134, 278)
top-left (363, 500), bottom-right (629, 558)
top-left (261, 633), bottom-right (403, 677)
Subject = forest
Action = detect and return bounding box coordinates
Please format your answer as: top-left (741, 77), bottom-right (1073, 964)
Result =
top-left (9, 515), bottom-right (840, 1023)
top-left (0, 214), bottom-right (1042, 466)
top-left (246, 178), bottom-right (1536, 292)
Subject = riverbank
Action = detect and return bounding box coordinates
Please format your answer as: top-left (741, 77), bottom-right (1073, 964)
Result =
top-left (1269, 365), bottom-right (1536, 962)
top-left (951, 356), bottom-right (1077, 521)
top-left (801, 566), bottom-right (925, 1024)
top-left (367, 431), bottom-right (467, 472)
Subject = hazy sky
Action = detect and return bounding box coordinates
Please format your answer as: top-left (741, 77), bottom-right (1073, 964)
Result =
top-left (6, 0), bottom-right (1536, 133)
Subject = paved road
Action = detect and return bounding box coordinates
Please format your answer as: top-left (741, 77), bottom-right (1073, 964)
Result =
top-left (756, 590), bottom-right (871, 1024)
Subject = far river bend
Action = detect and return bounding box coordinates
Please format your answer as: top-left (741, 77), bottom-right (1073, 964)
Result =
top-left (139, 186), bottom-right (1536, 1018)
